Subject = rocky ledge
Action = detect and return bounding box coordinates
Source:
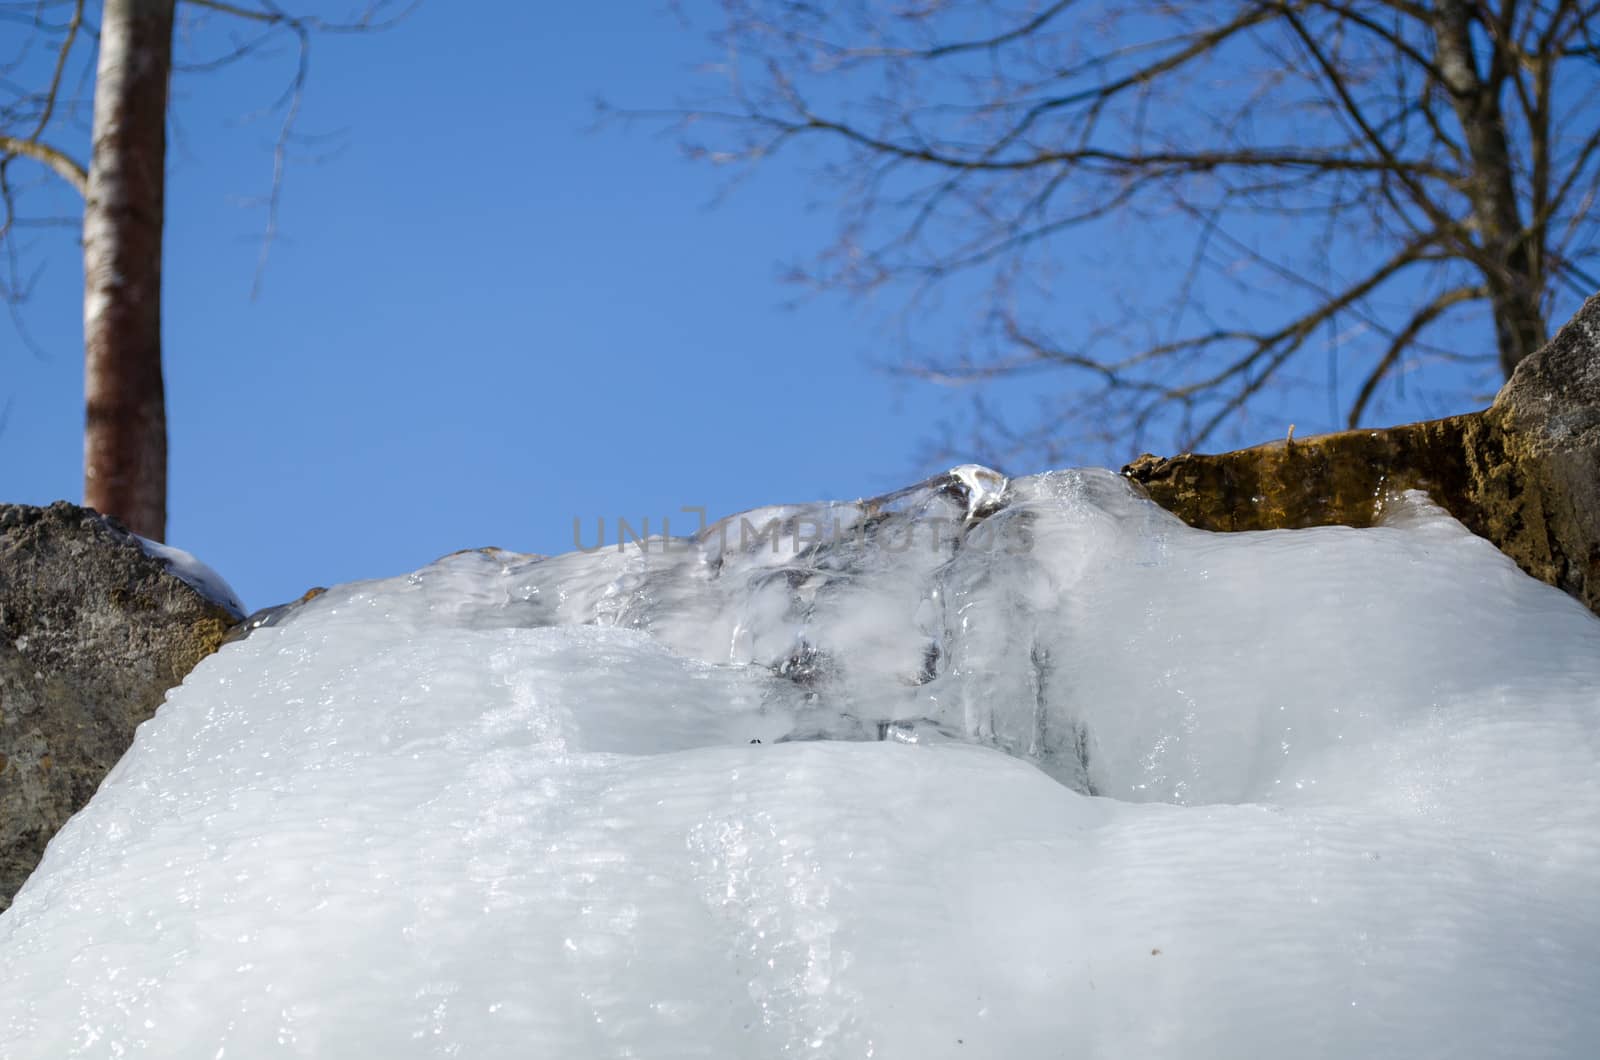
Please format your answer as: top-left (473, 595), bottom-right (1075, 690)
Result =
top-left (1127, 293), bottom-right (1600, 617)
top-left (0, 503), bottom-right (243, 910)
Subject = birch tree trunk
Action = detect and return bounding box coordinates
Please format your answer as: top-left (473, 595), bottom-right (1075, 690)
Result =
top-left (83, 0), bottom-right (175, 542)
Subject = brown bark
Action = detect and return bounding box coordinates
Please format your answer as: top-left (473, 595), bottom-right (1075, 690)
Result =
top-left (1431, 0), bottom-right (1548, 377)
top-left (82, 0), bottom-right (175, 542)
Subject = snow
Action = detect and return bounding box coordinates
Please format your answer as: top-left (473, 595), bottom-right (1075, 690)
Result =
top-left (4, 468), bottom-right (1599, 1058)
top-left (133, 534), bottom-right (246, 618)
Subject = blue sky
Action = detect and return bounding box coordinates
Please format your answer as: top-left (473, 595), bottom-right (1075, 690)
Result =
top-left (6, 3), bottom-right (965, 610)
top-left (2, 2), bottom-right (1494, 611)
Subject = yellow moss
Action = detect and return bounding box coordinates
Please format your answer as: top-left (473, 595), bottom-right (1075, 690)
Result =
top-left (1123, 407), bottom-right (1598, 617)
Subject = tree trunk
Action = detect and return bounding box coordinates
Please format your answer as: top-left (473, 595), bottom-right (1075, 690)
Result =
top-left (83, 0), bottom-right (175, 542)
top-left (1431, 0), bottom-right (1548, 377)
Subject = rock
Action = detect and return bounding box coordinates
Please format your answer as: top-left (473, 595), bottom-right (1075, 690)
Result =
top-left (1126, 293), bottom-right (1600, 617)
top-left (1122, 414), bottom-right (1487, 533)
top-left (225, 585), bottom-right (327, 646)
top-left (1483, 293), bottom-right (1600, 611)
top-left (0, 502), bottom-right (243, 911)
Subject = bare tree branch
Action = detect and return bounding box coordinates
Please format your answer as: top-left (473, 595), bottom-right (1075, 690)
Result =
top-left (1348, 282), bottom-right (1487, 426)
top-left (645, 0), bottom-right (1600, 461)
top-left (0, 134), bottom-right (85, 193)
top-left (28, 0), bottom-right (83, 140)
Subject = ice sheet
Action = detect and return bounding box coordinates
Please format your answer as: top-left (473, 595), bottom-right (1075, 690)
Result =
top-left (3, 470), bottom-right (1597, 1058)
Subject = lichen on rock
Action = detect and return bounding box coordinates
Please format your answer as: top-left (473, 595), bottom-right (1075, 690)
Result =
top-left (1125, 292), bottom-right (1600, 617)
top-left (1482, 293), bottom-right (1600, 612)
top-left (0, 502), bottom-right (243, 910)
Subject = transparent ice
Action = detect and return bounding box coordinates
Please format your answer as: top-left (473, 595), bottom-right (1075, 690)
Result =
top-left (3, 468), bottom-right (1598, 1058)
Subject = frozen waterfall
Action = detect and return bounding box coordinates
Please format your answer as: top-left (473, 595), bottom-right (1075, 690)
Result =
top-left (2, 468), bottom-right (1597, 1058)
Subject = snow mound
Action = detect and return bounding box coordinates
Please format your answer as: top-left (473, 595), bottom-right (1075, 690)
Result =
top-left (133, 534), bottom-right (246, 618)
top-left (3, 469), bottom-right (1598, 1058)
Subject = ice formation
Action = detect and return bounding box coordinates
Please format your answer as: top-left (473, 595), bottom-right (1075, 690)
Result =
top-left (3, 468), bottom-right (1598, 1058)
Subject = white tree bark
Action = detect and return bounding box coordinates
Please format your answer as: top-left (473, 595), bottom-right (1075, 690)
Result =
top-left (82, 0), bottom-right (175, 541)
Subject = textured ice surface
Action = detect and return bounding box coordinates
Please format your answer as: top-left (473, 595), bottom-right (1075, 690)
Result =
top-left (4, 469), bottom-right (1599, 1058)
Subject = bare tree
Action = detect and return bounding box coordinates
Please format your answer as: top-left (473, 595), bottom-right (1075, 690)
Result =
top-left (658, 0), bottom-right (1600, 464)
top-left (0, 0), bottom-right (412, 540)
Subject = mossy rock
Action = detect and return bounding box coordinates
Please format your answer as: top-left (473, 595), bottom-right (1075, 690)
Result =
top-left (1126, 293), bottom-right (1600, 617)
top-left (0, 502), bottom-right (243, 911)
